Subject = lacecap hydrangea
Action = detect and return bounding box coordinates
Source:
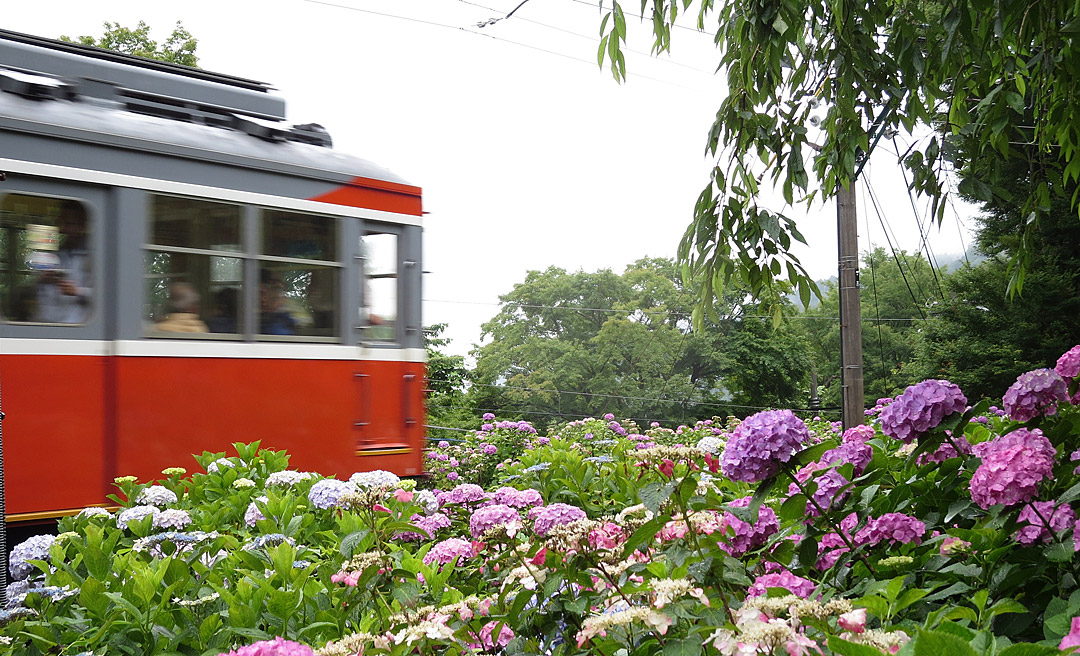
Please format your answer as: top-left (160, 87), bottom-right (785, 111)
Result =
top-left (720, 409), bottom-right (810, 483)
top-left (879, 379), bottom-right (967, 443)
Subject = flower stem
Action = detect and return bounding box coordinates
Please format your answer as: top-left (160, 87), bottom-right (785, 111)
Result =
top-left (786, 471), bottom-right (876, 576)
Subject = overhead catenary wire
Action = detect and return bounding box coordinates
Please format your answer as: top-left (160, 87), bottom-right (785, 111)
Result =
top-left (861, 177), bottom-right (929, 320)
top-left (890, 141), bottom-right (946, 299)
top-left (302, 0), bottom-right (710, 92)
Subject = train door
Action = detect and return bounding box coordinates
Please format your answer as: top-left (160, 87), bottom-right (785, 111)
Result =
top-left (0, 177), bottom-right (110, 518)
top-left (354, 226), bottom-right (419, 469)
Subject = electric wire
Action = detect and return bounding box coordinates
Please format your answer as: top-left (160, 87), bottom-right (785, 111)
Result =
top-left (861, 181), bottom-right (892, 397)
top-left (890, 141), bottom-right (946, 299)
top-left (861, 178), bottom-right (929, 320)
top-left (302, 0), bottom-right (709, 91)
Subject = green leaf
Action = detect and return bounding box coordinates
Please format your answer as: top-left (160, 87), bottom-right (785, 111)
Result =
top-left (996, 644), bottom-right (1062, 656)
top-left (911, 628), bottom-right (979, 656)
top-left (663, 637), bottom-right (702, 656)
top-left (828, 636), bottom-right (889, 656)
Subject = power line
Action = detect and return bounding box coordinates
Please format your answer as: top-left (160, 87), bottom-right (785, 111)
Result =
top-left (861, 177), bottom-right (929, 320)
top-left (302, 0), bottom-right (707, 92)
top-left (424, 298), bottom-right (932, 322)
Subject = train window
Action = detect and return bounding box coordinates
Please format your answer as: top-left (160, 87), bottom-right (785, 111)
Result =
top-left (258, 210), bottom-right (339, 339)
top-left (360, 232), bottom-right (397, 341)
top-left (146, 196), bottom-right (243, 336)
top-left (0, 194), bottom-right (93, 324)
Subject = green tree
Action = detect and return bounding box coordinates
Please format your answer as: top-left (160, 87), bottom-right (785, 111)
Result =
top-left (423, 323), bottom-right (474, 436)
top-left (471, 258), bottom-right (811, 426)
top-left (597, 1), bottom-right (1080, 316)
top-left (61, 21), bottom-right (198, 67)
top-left (801, 248), bottom-right (942, 406)
top-left (910, 159), bottom-right (1080, 400)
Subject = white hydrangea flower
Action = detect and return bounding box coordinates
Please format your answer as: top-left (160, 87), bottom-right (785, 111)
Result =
top-left (136, 485), bottom-right (178, 506)
top-left (266, 470), bottom-right (314, 487)
top-left (349, 470), bottom-right (401, 489)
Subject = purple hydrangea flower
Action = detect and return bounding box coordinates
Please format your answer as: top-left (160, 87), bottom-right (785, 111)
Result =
top-left (117, 505), bottom-right (160, 530)
top-left (490, 487), bottom-right (544, 508)
top-left (821, 440), bottom-right (874, 475)
top-left (879, 380), bottom-right (967, 443)
top-left (916, 433), bottom-right (973, 465)
top-left (856, 513), bottom-right (926, 547)
top-left (422, 538), bottom-right (475, 566)
top-left (307, 479), bottom-right (352, 510)
top-left (842, 425), bottom-right (875, 443)
top-left (481, 443), bottom-right (498, 455)
top-left (469, 504), bottom-right (522, 538)
top-left (603, 413), bottom-right (615, 421)
top-left (787, 464), bottom-right (850, 516)
top-left (483, 412), bottom-right (495, 421)
top-left (720, 410), bottom-right (810, 483)
top-left (436, 483), bottom-right (488, 506)
top-left (1056, 345), bottom-right (1080, 403)
top-left (969, 428), bottom-right (1056, 508)
top-left (532, 503), bottom-right (587, 536)
top-left (1014, 501), bottom-right (1076, 545)
top-left (245, 496), bottom-right (269, 528)
top-left (10, 535), bottom-right (56, 580)
top-left (718, 496), bottom-right (779, 556)
top-left (747, 571), bottom-right (816, 598)
top-left (1003, 368), bottom-right (1068, 422)
top-left (399, 512), bottom-right (453, 541)
top-left (154, 508), bottom-right (193, 530)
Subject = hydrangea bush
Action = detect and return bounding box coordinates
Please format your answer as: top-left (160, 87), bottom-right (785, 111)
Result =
top-left (5, 347), bottom-right (1080, 655)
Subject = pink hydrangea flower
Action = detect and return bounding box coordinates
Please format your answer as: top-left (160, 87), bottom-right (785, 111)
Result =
top-left (1056, 345), bottom-right (1080, 404)
top-left (1003, 368), bottom-right (1068, 422)
top-left (969, 428), bottom-right (1056, 509)
top-left (472, 621), bottom-right (515, 650)
top-left (856, 513), bottom-right (926, 547)
top-left (422, 538), bottom-right (476, 566)
top-left (838, 608), bottom-right (867, 633)
top-left (468, 504), bottom-right (521, 539)
top-left (532, 503), bottom-right (586, 537)
top-left (787, 463), bottom-right (850, 517)
top-left (436, 483), bottom-right (488, 507)
top-left (587, 521), bottom-right (626, 550)
top-left (1061, 617), bottom-right (1080, 651)
top-left (747, 571), bottom-right (816, 598)
top-left (1014, 501), bottom-right (1076, 545)
top-left (222, 637), bottom-right (315, 656)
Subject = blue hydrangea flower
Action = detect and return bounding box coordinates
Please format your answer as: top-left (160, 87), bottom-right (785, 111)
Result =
top-left (9, 535), bottom-right (55, 580)
top-left (308, 479), bottom-right (353, 509)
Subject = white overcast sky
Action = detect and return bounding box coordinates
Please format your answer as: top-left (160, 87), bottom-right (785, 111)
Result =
top-left (3, 1), bottom-right (976, 356)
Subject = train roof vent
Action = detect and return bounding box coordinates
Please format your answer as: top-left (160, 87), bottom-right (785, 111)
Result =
top-left (287, 123), bottom-right (333, 148)
top-left (0, 68), bottom-right (72, 100)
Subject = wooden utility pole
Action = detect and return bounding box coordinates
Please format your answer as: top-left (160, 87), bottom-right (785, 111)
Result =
top-left (837, 182), bottom-right (865, 429)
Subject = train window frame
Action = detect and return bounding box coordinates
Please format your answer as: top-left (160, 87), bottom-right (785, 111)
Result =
top-left (0, 191), bottom-right (97, 327)
top-left (256, 208), bottom-right (342, 343)
top-left (144, 195), bottom-right (246, 339)
top-left (358, 225), bottom-right (402, 345)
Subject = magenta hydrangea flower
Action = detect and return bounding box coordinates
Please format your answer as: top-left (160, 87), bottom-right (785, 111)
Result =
top-left (718, 496), bottom-right (779, 556)
top-left (490, 487), bottom-right (544, 509)
top-left (1003, 368), bottom-right (1068, 422)
top-left (469, 504), bottom-right (522, 538)
top-left (879, 380), bottom-right (967, 443)
top-left (856, 513), bottom-right (926, 547)
top-left (423, 538), bottom-right (475, 566)
top-left (720, 409), bottom-right (811, 483)
top-left (436, 483), bottom-right (488, 507)
top-left (842, 424), bottom-right (875, 443)
top-left (969, 428), bottom-right (1057, 508)
top-left (747, 571), bottom-right (816, 598)
top-left (787, 463), bottom-right (850, 517)
top-left (916, 433), bottom-right (973, 465)
top-left (821, 440), bottom-right (874, 475)
top-left (1055, 345), bottom-right (1080, 400)
top-left (816, 513), bottom-right (860, 570)
top-left (532, 503), bottom-right (587, 537)
top-left (473, 621), bottom-right (515, 651)
top-left (1014, 501), bottom-right (1076, 545)
top-left (398, 512), bottom-right (453, 541)
top-left (222, 637), bottom-right (315, 656)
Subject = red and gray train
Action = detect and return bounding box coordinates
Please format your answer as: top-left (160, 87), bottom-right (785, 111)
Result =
top-left (0, 29), bottom-right (426, 526)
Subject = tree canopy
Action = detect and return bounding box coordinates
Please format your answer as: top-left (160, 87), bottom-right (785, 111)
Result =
top-left (61, 21), bottom-right (199, 67)
top-left (598, 1), bottom-right (1080, 317)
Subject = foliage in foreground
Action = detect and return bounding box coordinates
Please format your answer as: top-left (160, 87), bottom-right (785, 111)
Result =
top-left (5, 348), bottom-right (1080, 655)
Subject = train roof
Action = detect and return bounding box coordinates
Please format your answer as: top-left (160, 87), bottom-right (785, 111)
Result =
top-left (0, 29), bottom-right (416, 191)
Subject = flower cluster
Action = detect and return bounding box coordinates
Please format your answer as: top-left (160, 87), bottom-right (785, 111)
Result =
top-left (531, 503), bottom-right (587, 537)
top-left (468, 504), bottom-right (521, 539)
top-left (222, 637), bottom-right (315, 656)
top-left (747, 571), bottom-right (816, 598)
top-left (489, 486), bottom-right (543, 508)
top-left (879, 379), bottom-right (967, 443)
top-left (718, 497), bottom-right (779, 556)
top-left (969, 428), bottom-right (1057, 508)
top-left (266, 470), bottom-right (314, 487)
top-left (116, 505), bottom-right (159, 529)
top-left (1056, 345), bottom-right (1080, 403)
top-left (856, 513), bottom-right (926, 547)
top-left (422, 538), bottom-right (475, 566)
top-left (9, 535), bottom-right (55, 580)
top-left (349, 469), bottom-right (401, 489)
top-left (307, 479), bottom-right (353, 510)
top-left (721, 409), bottom-right (811, 483)
top-left (136, 485), bottom-right (178, 506)
top-left (1014, 501), bottom-right (1076, 545)
top-left (1003, 368), bottom-right (1068, 422)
